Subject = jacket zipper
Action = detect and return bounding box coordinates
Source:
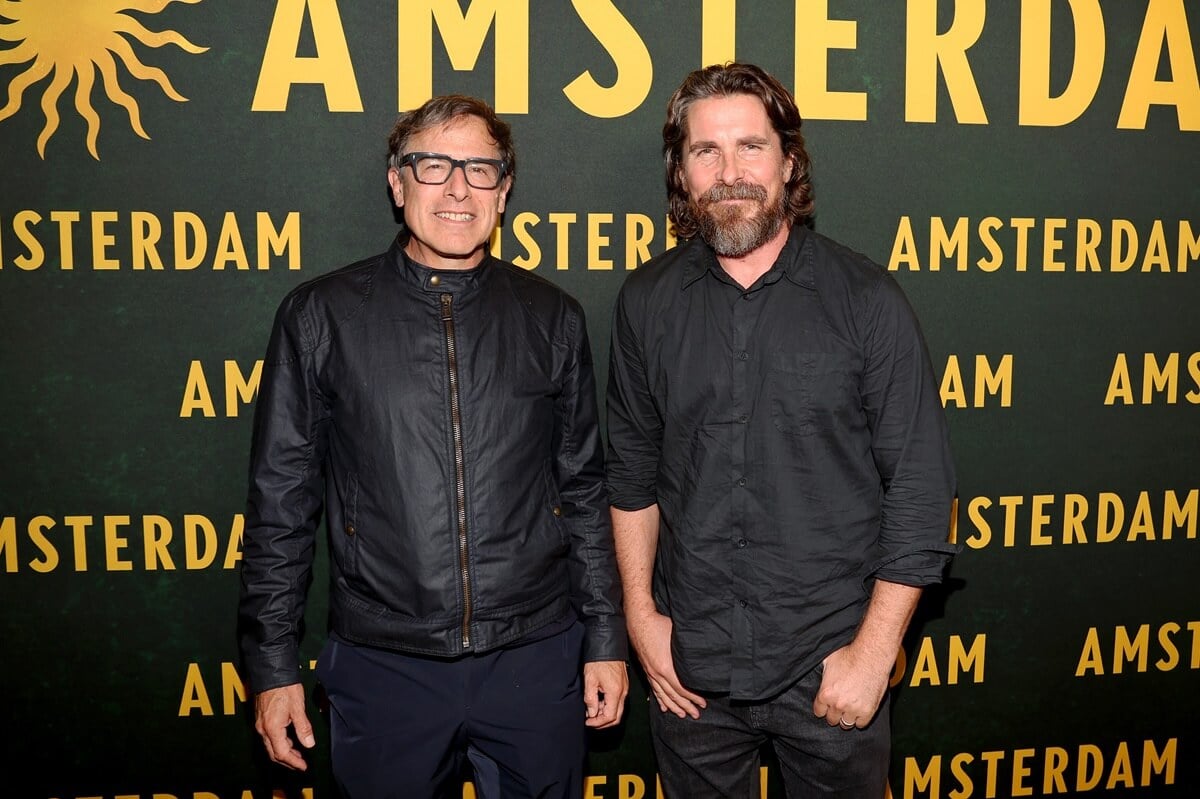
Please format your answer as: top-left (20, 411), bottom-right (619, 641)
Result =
top-left (440, 293), bottom-right (472, 649)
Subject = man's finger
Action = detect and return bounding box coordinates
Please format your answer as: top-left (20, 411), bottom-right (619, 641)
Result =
top-left (656, 667), bottom-right (707, 711)
top-left (585, 696), bottom-right (616, 728)
top-left (292, 709), bottom-right (317, 749)
top-left (647, 677), bottom-right (686, 718)
top-left (584, 662), bottom-right (625, 721)
top-left (588, 668), bottom-right (628, 727)
top-left (647, 678), bottom-right (669, 713)
top-left (608, 685), bottom-right (628, 724)
top-left (654, 671), bottom-right (705, 718)
top-left (657, 683), bottom-right (700, 719)
top-left (265, 729), bottom-right (309, 771)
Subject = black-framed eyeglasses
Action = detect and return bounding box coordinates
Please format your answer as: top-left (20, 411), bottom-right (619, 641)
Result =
top-left (398, 152), bottom-right (508, 190)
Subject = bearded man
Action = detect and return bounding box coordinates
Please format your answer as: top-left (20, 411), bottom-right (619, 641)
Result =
top-left (605, 63), bottom-right (957, 798)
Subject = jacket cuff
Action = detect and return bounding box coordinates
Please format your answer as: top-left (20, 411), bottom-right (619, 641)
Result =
top-left (581, 617), bottom-right (629, 663)
top-left (241, 649), bottom-right (302, 695)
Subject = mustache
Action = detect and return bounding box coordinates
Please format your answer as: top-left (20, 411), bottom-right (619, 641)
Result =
top-left (699, 182), bottom-right (768, 205)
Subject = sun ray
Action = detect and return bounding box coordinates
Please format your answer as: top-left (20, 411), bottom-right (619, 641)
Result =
top-left (0, 21), bottom-right (26, 41)
top-left (121, 0), bottom-right (204, 13)
top-left (36, 61), bottom-right (73, 158)
top-left (0, 39), bottom-right (37, 65)
top-left (0, 54), bottom-right (51, 122)
top-left (109, 35), bottom-right (186, 101)
top-left (95, 48), bottom-right (149, 140)
top-left (0, 2), bottom-right (22, 21)
top-left (73, 65), bottom-right (102, 160)
top-left (117, 18), bottom-right (207, 54)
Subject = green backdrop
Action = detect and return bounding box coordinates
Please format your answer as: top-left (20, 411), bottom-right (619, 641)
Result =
top-left (1, 2), bottom-right (1197, 798)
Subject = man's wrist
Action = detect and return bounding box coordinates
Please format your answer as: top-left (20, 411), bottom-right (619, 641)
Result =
top-left (846, 637), bottom-right (900, 676)
top-left (623, 596), bottom-right (659, 620)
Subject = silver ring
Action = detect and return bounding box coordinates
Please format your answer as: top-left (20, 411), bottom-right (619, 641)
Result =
top-left (838, 717), bottom-right (854, 729)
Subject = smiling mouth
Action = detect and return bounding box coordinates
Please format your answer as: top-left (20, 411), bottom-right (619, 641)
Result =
top-left (436, 211), bottom-right (475, 222)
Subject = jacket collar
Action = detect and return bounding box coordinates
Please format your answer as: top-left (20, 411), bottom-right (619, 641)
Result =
top-left (388, 233), bottom-right (492, 295)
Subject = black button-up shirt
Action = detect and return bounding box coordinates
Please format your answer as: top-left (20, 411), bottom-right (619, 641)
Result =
top-left (606, 225), bottom-right (956, 701)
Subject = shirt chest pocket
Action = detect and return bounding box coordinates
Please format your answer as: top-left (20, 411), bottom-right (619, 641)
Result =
top-left (765, 351), bottom-right (854, 436)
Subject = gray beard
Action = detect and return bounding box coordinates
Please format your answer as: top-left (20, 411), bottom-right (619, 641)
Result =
top-left (693, 183), bottom-right (786, 258)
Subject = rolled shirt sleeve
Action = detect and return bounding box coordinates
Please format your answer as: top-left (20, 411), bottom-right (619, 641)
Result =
top-left (858, 272), bottom-right (958, 586)
top-left (605, 283), bottom-right (663, 512)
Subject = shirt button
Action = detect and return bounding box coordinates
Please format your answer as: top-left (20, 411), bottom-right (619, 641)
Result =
top-left (737, 414), bottom-right (748, 424)
top-left (551, 506), bottom-right (562, 517)
top-left (345, 523), bottom-right (355, 536)
top-left (738, 599), bottom-right (748, 608)
top-left (430, 275), bottom-right (441, 286)
top-left (737, 477), bottom-right (747, 487)
top-left (738, 351), bottom-right (749, 361)
top-left (736, 538), bottom-right (748, 548)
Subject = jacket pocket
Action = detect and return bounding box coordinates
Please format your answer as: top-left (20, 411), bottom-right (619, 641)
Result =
top-left (541, 463), bottom-right (570, 550)
top-left (338, 473), bottom-right (361, 577)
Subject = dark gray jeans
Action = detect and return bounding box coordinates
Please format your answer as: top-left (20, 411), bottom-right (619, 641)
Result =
top-left (649, 664), bottom-right (890, 798)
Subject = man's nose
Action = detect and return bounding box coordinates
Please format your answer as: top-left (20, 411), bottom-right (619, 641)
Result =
top-left (443, 163), bottom-right (472, 198)
top-left (716, 151), bottom-right (743, 184)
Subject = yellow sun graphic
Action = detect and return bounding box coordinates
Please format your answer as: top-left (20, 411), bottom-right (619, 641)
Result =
top-left (0, 0), bottom-right (207, 159)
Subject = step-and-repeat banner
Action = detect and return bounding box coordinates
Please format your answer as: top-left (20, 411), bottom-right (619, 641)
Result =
top-left (2, 2), bottom-right (1196, 798)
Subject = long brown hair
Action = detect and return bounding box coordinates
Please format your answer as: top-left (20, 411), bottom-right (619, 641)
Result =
top-left (663, 63), bottom-right (814, 240)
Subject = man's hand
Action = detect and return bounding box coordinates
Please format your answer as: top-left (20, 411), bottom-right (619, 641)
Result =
top-left (254, 683), bottom-right (316, 770)
top-left (583, 660), bottom-right (629, 728)
top-left (628, 609), bottom-right (707, 719)
top-left (813, 581), bottom-right (920, 730)
top-left (811, 643), bottom-right (891, 730)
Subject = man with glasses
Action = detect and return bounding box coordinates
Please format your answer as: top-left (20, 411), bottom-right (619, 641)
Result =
top-left (606, 63), bottom-right (956, 797)
top-left (239, 94), bottom-right (627, 799)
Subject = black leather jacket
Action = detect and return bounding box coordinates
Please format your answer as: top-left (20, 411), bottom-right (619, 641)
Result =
top-left (238, 237), bottom-right (626, 693)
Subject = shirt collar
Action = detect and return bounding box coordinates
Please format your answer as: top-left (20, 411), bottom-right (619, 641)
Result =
top-left (678, 224), bottom-right (815, 291)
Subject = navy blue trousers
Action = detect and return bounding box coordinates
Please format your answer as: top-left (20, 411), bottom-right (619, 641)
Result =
top-left (316, 622), bottom-right (585, 799)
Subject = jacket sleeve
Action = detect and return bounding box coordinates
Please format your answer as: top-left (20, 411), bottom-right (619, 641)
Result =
top-left (860, 272), bottom-right (959, 586)
top-left (237, 291), bottom-right (332, 692)
top-left (554, 304), bottom-right (628, 663)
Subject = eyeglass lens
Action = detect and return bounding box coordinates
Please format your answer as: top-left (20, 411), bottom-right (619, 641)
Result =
top-left (411, 156), bottom-right (502, 189)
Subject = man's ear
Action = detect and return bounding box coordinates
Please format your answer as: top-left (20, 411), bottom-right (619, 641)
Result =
top-left (387, 167), bottom-right (404, 207)
top-left (497, 175), bottom-right (513, 214)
